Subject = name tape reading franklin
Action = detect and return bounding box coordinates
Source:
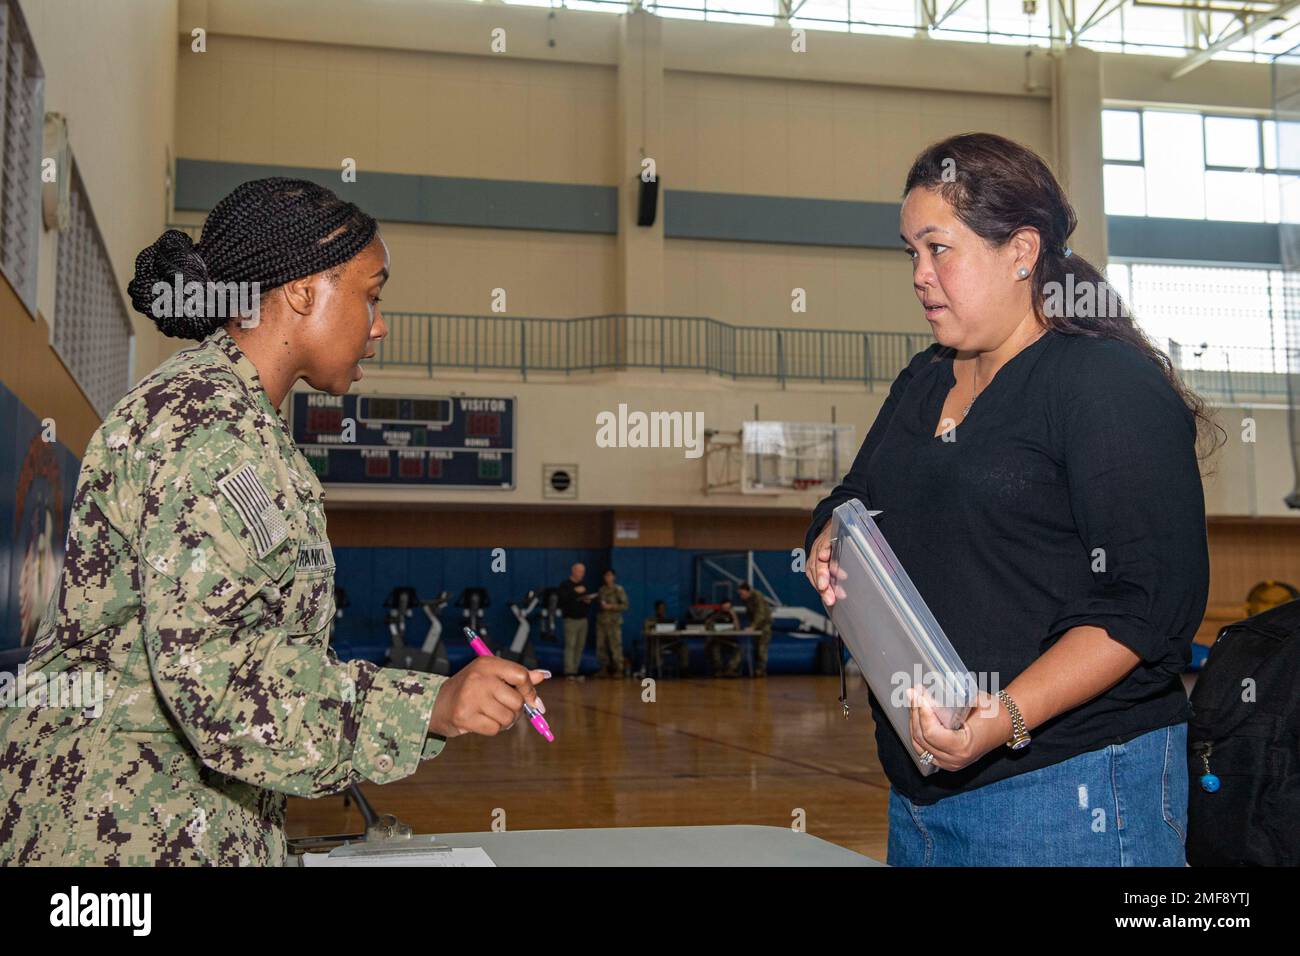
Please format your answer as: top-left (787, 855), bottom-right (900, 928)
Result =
top-left (296, 541), bottom-right (335, 573)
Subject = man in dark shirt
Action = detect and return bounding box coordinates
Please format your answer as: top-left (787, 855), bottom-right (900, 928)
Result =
top-left (804, 329), bottom-right (1209, 806)
top-left (557, 563), bottom-right (595, 680)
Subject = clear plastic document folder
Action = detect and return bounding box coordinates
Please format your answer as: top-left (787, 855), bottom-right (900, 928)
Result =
top-left (826, 499), bottom-right (977, 776)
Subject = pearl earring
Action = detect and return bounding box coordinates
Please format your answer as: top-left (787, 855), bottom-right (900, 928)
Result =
top-left (1016, 267), bottom-right (1029, 279)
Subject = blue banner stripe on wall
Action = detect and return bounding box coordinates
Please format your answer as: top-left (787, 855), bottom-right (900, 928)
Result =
top-left (177, 159), bottom-right (1280, 263)
top-left (175, 159), bottom-right (618, 235)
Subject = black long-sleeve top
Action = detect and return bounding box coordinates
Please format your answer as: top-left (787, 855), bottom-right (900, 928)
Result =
top-left (557, 579), bottom-right (590, 620)
top-left (804, 329), bottom-right (1210, 805)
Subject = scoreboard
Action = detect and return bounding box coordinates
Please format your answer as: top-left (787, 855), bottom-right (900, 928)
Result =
top-left (289, 392), bottom-right (515, 489)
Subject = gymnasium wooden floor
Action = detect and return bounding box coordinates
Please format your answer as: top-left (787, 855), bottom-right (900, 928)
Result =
top-left (285, 674), bottom-right (890, 861)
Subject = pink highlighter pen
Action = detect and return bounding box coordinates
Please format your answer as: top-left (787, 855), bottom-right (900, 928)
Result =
top-left (463, 626), bottom-right (554, 742)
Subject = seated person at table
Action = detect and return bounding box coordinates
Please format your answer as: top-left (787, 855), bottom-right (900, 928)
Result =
top-left (704, 599), bottom-right (743, 677)
top-left (644, 599), bottom-right (689, 675)
top-left (736, 583), bottom-right (773, 678)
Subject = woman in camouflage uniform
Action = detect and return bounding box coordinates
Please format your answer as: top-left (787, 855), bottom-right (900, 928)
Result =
top-left (0, 179), bottom-right (548, 866)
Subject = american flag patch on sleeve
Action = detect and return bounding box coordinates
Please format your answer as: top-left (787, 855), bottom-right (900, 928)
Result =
top-left (216, 462), bottom-right (290, 558)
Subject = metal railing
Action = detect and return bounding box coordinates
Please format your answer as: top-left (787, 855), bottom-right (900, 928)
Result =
top-left (372, 311), bottom-right (936, 387)
top-left (161, 225), bottom-right (1295, 397)
top-left (375, 314), bottom-right (1296, 398)
top-left (1167, 340), bottom-right (1295, 402)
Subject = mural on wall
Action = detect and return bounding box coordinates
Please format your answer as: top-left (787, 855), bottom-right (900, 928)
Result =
top-left (15, 434), bottom-right (64, 645)
top-left (1, 383), bottom-right (80, 651)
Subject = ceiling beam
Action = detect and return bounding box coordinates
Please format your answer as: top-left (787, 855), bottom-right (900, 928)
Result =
top-left (1171, 0), bottom-right (1300, 77)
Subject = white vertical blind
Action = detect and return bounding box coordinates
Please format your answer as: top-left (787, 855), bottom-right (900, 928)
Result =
top-left (0, 0), bottom-right (42, 314)
top-left (53, 160), bottom-right (133, 418)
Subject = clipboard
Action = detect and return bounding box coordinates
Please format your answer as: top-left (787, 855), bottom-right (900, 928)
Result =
top-left (299, 836), bottom-right (495, 867)
top-left (824, 499), bottom-right (977, 776)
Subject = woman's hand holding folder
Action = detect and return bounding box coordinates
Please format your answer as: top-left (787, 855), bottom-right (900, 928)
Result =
top-left (807, 524), bottom-right (844, 606)
top-left (906, 686), bottom-right (1010, 772)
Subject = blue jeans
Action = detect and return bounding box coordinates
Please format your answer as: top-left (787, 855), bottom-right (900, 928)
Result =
top-left (887, 722), bottom-right (1188, 866)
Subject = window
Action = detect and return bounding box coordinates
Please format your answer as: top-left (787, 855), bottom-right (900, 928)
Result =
top-left (1107, 261), bottom-right (1291, 399)
top-left (1143, 110), bottom-right (1206, 219)
top-left (708, 0), bottom-right (779, 26)
top-left (849, 0), bottom-right (915, 37)
top-left (1103, 108), bottom-right (1300, 224)
top-left (987, 0), bottom-right (1045, 41)
top-left (53, 159), bottom-right (133, 418)
top-left (1109, 2), bottom-right (1186, 57)
top-left (489, 1), bottom-right (1300, 64)
top-left (0, 0), bottom-right (43, 315)
top-left (790, 0), bottom-right (849, 32)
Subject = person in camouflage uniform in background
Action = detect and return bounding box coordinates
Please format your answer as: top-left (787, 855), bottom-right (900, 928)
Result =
top-left (0, 180), bottom-right (546, 867)
top-left (594, 569), bottom-right (628, 678)
top-left (705, 599), bottom-right (743, 677)
top-left (737, 582), bottom-right (773, 678)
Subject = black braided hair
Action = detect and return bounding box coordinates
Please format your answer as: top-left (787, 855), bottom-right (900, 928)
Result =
top-left (127, 177), bottom-right (378, 340)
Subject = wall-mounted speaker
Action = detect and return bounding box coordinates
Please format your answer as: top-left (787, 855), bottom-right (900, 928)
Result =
top-left (636, 176), bottom-right (659, 227)
top-left (543, 464), bottom-right (578, 499)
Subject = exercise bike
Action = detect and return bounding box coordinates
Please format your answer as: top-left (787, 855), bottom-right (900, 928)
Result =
top-left (383, 586), bottom-right (451, 676)
top-left (536, 587), bottom-right (561, 644)
top-left (455, 587), bottom-right (493, 650)
top-left (502, 589), bottom-right (541, 669)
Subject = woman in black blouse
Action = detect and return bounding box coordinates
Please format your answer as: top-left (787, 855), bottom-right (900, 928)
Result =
top-left (805, 133), bottom-right (1224, 866)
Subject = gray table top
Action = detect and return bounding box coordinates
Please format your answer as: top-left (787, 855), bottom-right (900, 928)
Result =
top-left (298, 825), bottom-right (884, 867)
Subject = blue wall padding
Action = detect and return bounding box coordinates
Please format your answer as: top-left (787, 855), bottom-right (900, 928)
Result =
top-left (329, 545), bottom-right (827, 674)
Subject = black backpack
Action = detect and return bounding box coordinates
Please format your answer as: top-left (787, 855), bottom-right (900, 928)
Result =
top-left (1186, 598), bottom-right (1300, 866)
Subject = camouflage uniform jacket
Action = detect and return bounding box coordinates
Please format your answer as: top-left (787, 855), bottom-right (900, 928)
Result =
top-left (596, 584), bottom-right (628, 622)
top-left (0, 327), bottom-right (446, 866)
top-left (743, 591), bottom-right (772, 632)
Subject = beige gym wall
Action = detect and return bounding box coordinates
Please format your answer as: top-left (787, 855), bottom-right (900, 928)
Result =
top-left (171, 26), bottom-right (1057, 331)
top-left (174, 32), bottom-right (621, 319)
top-left (166, 0), bottom-right (1293, 521)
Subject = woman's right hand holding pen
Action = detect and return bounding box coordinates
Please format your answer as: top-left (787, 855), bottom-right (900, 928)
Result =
top-left (428, 657), bottom-right (549, 738)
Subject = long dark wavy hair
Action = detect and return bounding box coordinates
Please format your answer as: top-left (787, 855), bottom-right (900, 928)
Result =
top-left (903, 132), bottom-right (1226, 471)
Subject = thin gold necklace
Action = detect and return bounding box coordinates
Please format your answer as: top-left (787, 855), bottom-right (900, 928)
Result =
top-left (960, 328), bottom-right (1046, 420)
top-left (961, 366), bottom-right (980, 419)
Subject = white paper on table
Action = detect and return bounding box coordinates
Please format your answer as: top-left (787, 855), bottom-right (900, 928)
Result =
top-left (301, 846), bottom-right (496, 867)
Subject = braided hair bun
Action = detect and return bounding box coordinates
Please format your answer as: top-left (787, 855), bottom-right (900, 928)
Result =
top-left (127, 178), bottom-right (379, 340)
top-left (126, 230), bottom-right (213, 339)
